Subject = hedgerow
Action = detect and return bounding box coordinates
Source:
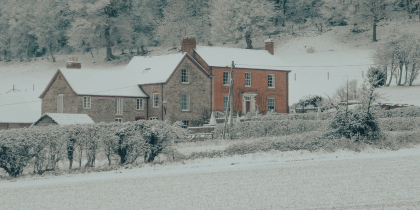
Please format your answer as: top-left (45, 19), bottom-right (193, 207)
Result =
top-left (0, 120), bottom-right (186, 177)
top-left (214, 119), bottom-right (329, 139)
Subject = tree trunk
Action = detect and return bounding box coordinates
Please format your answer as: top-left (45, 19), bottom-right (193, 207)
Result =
top-left (137, 47), bottom-right (140, 55)
top-left (79, 149), bottom-right (82, 168)
top-left (105, 26), bottom-right (114, 61)
top-left (90, 50), bottom-right (94, 58)
top-left (398, 62), bottom-right (403, 86)
top-left (387, 62), bottom-right (394, 86)
top-left (282, 0), bottom-right (287, 27)
top-left (107, 154), bottom-right (111, 166)
top-left (245, 31), bottom-right (253, 49)
top-left (373, 15), bottom-right (378, 42)
top-left (402, 63), bottom-right (408, 86)
top-left (409, 63), bottom-right (416, 86)
top-left (49, 44), bottom-right (56, 62)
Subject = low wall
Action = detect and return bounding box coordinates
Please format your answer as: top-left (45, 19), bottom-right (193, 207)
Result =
top-left (188, 126), bottom-right (215, 134)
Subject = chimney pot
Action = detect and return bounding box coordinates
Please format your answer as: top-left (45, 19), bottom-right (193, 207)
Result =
top-left (182, 37), bottom-right (196, 54)
top-left (66, 57), bottom-right (81, 69)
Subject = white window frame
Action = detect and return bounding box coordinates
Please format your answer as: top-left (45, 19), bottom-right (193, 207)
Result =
top-left (115, 118), bottom-right (122, 123)
top-left (268, 98), bottom-right (276, 112)
top-left (182, 120), bottom-right (189, 128)
top-left (115, 98), bottom-right (123, 115)
top-left (153, 93), bottom-right (159, 108)
top-left (268, 74), bottom-right (276, 88)
top-left (83, 96), bottom-right (91, 109)
top-left (223, 72), bottom-right (231, 86)
top-left (181, 68), bottom-right (189, 84)
top-left (149, 117), bottom-right (158, 120)
top-left (57, 94), bottom-right (64, 113)
top-left (245, 72), bottom-right (252, 87)
top-left (181, 94), bottom-right (190, 111)
top-left (136, 98), bottom-right (144, 110)
top-left (223, 96), bottom-right (228, 111)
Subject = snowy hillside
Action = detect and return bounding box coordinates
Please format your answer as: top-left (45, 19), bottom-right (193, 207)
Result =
top-left (1, 22), bottom-right (420, 121)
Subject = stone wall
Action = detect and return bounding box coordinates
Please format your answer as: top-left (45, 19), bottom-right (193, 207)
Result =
top-left (141, 84), bottom-right (162, 120)
top-left (41, 71), bottom-right (78, 115)
top-left (76, 96), bottom-right (148, 123)
top-left (0, 123), bottom-right (31, 130)
top-left (162, 57), bottom-right (212, 125)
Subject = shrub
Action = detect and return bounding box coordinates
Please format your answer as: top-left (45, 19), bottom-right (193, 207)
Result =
top-left (367, 66), bottom-right (386, 87)
top-left (0, 129), bottom-right (36, 177)
top-left (328, 109), bottom-right (382, 140)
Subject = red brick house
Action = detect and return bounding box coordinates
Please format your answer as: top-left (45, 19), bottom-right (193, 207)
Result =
top-left (184, 38), bottom-right (290, 115)
top-left (39, 38), bottom-right (290, 126)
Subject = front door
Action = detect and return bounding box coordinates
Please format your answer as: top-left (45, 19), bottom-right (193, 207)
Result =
top-left (246, 101), bottom-right (251, 113)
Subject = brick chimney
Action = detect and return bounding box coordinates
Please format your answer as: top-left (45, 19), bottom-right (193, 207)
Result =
top-left (66, 57), bottom-right (81, 69)
top-left (264, 39), bottom-right (274, 55)
top-left (182, 37), bottom-right (196, 54)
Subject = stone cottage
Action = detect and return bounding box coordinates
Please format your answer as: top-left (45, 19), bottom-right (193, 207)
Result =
top-left (39, 38), bottom-right (290, 126)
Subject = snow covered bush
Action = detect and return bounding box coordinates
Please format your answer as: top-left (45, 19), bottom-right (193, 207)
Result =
top-left (373, 106), bottom-right (420, 118)
top-left (213, 118), bottom-right (328, 140)
top-left (366, 66), bottom-right (385, 88)
top-left (0, 128), bottom-right (36, 177)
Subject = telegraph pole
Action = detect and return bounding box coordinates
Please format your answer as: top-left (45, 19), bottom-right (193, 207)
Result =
top-left (229, 61), bottom-right (234, 126)
top-left (223, 61), bottom-right (235, 139)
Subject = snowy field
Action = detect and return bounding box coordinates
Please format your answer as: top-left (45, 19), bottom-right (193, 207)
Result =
top-left (1, 146), bottom-right (420, 209)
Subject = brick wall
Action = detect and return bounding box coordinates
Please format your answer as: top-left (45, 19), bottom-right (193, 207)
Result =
top-left (212, 67), bottom-right (289, 115)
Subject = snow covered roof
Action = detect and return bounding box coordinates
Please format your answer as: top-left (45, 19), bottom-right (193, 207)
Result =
top-left (33, 113), bottom-right (94, 126)
top-left (56, 68), bottom-right (147, 98)
top-left (124, 53), bottom-right (188, 84)
top-left (194, 46), bottom-right (290, 71)
top-left (0, 92), bottom-right (42, 123)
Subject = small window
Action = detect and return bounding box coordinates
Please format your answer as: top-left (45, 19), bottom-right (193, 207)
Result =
top-left (223, 96), bottom-right (229, 111)
top-left (115, 98), bottom-right (123, 115)
top-left (181, 69), bottom-right (189, 83)
top-left (57, 94), bottom-right (64, 113)
top-left (223, 72), bottom-right (231, 86)
top-left (182, 120), bottom-right (189, 128)
top-left (244, 96), bottom-right (251, 101)
top-left (115, 118), bottom-right (122, 123)
top-left (268, 98), bottom-right (275, 112)
top-left (83, 96), bottom-right (91, 109)
top-left (181, 94), bottom-right (190, 111)
top-left (268, 74), bottom-right (276, 88)
top-left (153, 93), bottom-right (159, 108)
top-left (245, 72), bottom-right (251, 87)
top-left (149, 117), bottom-right (158, 120)
top-left (136, 98), bottom-right (144, 110)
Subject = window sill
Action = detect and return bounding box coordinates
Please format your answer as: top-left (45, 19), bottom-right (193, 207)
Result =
top-left (136, 109), bottom-right (144, 111)
top-left (223, 84), bottom-right (230, 86)
top-left (153, 106), bottom-right (159, 108)
top-left (182, 110), bottom-right (190, 112)
top-left (245, 85), bottom-right (251, 88)
top-left (181, 82), bottom-right (190, 85)
top-left (83, 107), bottom-right (91, 109)
top-left (268, 87), bottom-right (276, 89)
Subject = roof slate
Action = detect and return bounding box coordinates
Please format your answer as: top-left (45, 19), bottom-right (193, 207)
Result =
top-left (194, 46), bottom-right (290, 71)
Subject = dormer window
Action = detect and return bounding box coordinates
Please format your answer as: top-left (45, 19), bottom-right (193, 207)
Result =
top-left (181, 68), bottom-right (189, 84)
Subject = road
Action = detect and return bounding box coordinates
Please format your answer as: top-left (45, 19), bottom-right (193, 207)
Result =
top-left (1, 150), bottom-right (420, 210)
